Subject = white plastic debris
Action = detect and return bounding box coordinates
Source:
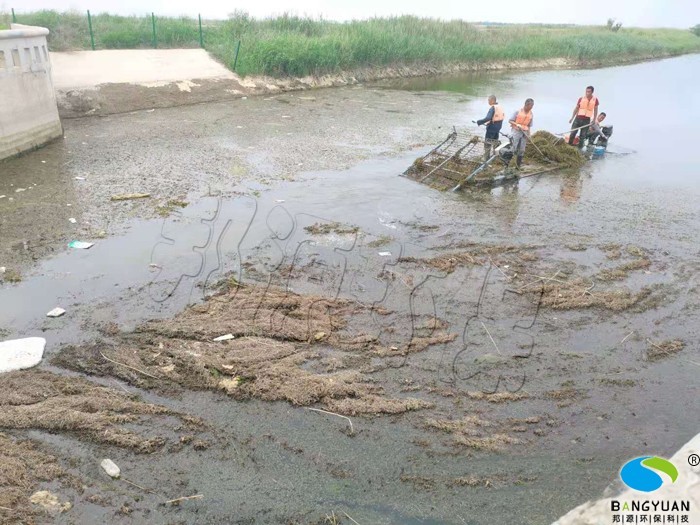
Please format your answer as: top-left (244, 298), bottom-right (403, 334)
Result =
top-left (213, 334), bottom-right (235, 342)
top-left (0, 195), bottom-right (6, 199)
top-left (68, 241), bottom-right (94, 249)
top-left (0, 267), bottom-right (5, 273)
top-left (74, 177), bottom-right (86, 181)
top-left (68, 218), bottom-right (77, 224)
top-left (274, 199), bottom-right (285, 203)
top-left (15, 188), bottom-right (26, 193)
top-left (0, 337), bottom-right (46, 373)
top-left (46, 307), bottom-right (66, 318)
top-left (100, 459), bottom-right (121, 479)
top-left (41, 160), bottom-right (46, 163)
top-left (378, 251), bottom-right (392, 257)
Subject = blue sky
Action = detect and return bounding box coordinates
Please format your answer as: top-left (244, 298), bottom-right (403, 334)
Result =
top-left (7, 0), bottom-right (700, 28)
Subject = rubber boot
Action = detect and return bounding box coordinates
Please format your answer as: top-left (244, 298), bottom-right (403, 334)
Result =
top-left (483, 142), bottom-right (493, 163)
top-left (515, 155), bottom-right (523, 170)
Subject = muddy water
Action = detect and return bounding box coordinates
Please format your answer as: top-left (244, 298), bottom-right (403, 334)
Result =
top-left (0, 56), bottom-right (699, 525)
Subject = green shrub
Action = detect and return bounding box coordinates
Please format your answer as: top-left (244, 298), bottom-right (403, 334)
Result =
top-left (11, 10), bottom-right (700, 76)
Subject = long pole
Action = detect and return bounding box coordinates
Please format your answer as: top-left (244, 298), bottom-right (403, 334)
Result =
top-left (198, 14), bottom-right (204, 48)
top-left (151, 12), bottom-right (157, 48)
top-left (87, 10), bottom-right (95, 50)
top-left (553, 123), bottom-right (592, 136)
top-left (233, 40), bottom-right (241, 71)
top-left (522, 131), bottom-right (546, 158)
top-left (11, 8), bottom-right (16, 23)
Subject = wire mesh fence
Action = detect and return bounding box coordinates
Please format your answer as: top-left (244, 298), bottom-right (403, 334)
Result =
top-left (7, 10), bottom-right (206, 50)
top-left (3, 9), bottom-right (242, 70)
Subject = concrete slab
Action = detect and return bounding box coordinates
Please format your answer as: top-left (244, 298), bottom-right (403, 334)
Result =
top-left (554, 432), bottom-right (700, 524)
top-left (50, 49), bottom-right (235, 89)
top-left (0, 337), bottom-right (46, 373)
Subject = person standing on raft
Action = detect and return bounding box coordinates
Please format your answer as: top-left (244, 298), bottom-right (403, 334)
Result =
top-left (476, 95), bottom-right (505, 162)
top-left (568, 86), bottom-right (599, 148)
top-left (508, 98), bottom-right (534, 170)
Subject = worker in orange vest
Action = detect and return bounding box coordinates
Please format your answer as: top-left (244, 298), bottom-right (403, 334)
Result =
top-left (507, 98), bottom-right (534, 170)
top-left (476, 95), bottom-right (505, 162)
top-left (568, 85), bottom-right (599, 148)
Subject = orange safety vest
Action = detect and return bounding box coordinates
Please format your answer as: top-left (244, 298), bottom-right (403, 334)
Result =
top-left (512, 109), bottom-right (532, 131)
top-left (577, 95), bottom-right (598, 118)
top-left (492, 104), bottom-right (505, 122)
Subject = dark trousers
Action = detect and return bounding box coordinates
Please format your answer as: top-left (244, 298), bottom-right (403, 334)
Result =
top-left (569, 117), bottom-right (591, 147)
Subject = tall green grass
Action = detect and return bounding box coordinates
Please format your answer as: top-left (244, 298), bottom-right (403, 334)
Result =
top-left (0, 10), bottom-right (11, 29)
top-left (7, 10), bottom-right (700, 77)
top-left (7, 10), bottom-right (205, 50)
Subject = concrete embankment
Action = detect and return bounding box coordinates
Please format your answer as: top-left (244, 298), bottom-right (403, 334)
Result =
top-left (52, 49), bottom-right (692, 118)
top-left (0, 24), bottom-right (62, 160)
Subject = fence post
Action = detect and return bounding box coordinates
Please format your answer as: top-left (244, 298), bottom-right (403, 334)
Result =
top-left (11, 8), bottom-right (16, 23)
top-left (151, 12), bottom-right (157, 48)
top-left (87, 10), bottom-right (95, 50)
top-left (198, 14), bottom-right (204, 48)
top-left (233, 40), bottom-right (241, 71)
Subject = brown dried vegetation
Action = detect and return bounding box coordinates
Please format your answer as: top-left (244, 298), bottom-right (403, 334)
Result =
top-left (646, 339), bottom-right (685, 362)
top-left (55, 285), bottom-right (448, 417)
top-left (423, 415), bottom-right (543, 452)
top-left (0, 370), bottom-right (183, 453)
top-left (0, 433), bottom-right (69, 524)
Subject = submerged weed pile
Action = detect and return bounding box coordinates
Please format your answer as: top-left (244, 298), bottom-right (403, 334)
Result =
top-left (423, 415), bottom-right (547, 452)
top-left (0, 370), bottom-right (189, 452)
top-left (646, 339), bottom-right (685, 361)
top-left (0, 433), bottom-right (67, 520)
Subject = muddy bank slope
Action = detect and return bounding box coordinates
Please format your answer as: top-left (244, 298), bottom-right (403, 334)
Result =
top-left (56, 52), bottom-right (693, 118)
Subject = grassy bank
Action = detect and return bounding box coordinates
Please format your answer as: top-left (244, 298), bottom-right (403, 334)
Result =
top-left (5, 10), bottom-right (700, 77)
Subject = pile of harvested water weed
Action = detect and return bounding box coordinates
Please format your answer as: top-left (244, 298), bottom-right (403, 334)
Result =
top-left (524, 131), bottom-right (586, 167)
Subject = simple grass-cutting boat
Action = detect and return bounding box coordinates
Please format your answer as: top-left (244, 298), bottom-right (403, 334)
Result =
top-left (402, 126), bottom-right (612, 191)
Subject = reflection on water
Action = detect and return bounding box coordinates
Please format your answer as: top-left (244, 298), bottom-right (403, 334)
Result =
top-left (560, 172), bottom-right (583, 204)
top-left (375, 69), bottom-right (517, 97)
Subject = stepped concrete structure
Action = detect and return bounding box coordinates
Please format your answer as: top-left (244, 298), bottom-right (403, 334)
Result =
top-left (0, 24), bottom-right (62, 161)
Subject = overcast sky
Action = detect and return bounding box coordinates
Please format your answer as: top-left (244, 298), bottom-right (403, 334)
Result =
top-left (6, 0), bottom-right (699, 28)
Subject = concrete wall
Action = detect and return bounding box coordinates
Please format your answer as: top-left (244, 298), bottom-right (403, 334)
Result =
top-left (0, 24), bottom-right (62, 161)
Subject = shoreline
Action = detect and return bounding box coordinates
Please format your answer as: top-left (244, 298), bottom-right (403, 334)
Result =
top-left (56, 51), bottom-right (696, 118)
